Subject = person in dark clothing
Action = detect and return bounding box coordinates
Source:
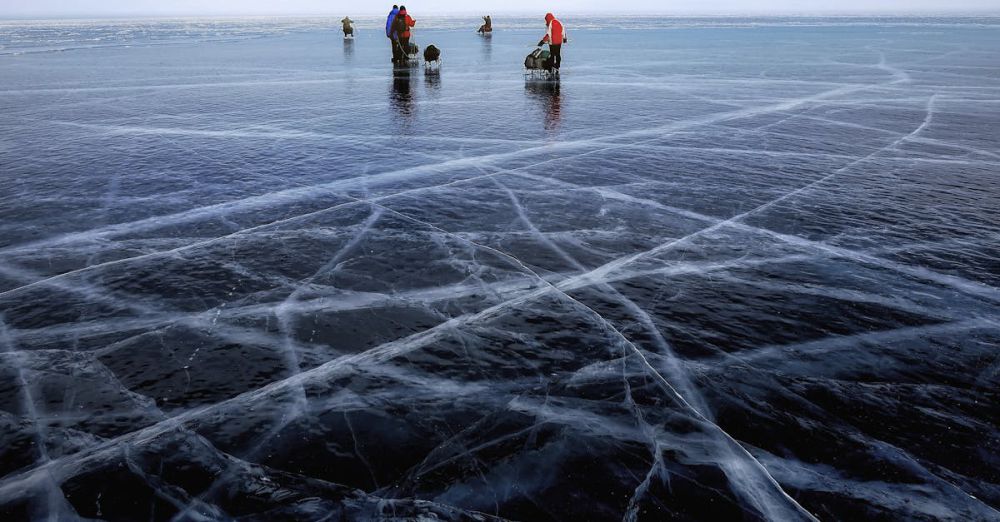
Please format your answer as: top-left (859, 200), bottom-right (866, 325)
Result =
top-left (478, 15), bottom-right (492, 34)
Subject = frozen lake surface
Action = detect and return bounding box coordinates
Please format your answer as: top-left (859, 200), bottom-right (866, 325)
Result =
top-left (1, 16), bottom-right (999, 521)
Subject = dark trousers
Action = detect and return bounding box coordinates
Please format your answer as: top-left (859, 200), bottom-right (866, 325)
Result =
top-left (549, 44), bottom-right (562, 70)
top-left (399, 37), bottom-right (411, 59)
top-left (391, 39), bottom-right (403, 63)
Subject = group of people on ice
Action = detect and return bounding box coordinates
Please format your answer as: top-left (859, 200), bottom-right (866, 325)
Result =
top-left (371, 6), bottom-right (567, 72)
top-left (385, 5), bottom-right (418, 64)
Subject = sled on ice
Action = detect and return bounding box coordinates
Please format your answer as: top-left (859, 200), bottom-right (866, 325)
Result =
top-left (423, 44), bottom-right (442, 72)
top-left (524, 47), bottom-right (559, 81)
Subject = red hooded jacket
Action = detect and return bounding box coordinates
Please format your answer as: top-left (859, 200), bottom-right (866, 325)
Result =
top-left (541, 13), bottom-right (566, 45)
top-left (395, 9), bottom-right (416, 39)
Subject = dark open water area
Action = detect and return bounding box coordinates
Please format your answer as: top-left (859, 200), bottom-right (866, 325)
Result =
top-left (0, 15), bottom-right (998, 521)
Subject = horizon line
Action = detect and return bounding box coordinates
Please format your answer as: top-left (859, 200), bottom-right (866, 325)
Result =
top-left (3, 10), bottom-right (1000, 21)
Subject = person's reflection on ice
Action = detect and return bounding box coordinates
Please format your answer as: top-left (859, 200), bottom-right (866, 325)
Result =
top-left (390, 70), bottom-right (416, 128)
top-left (343, 37), bottom-right (354, 60)
top-left (480, 32), bottom-right (492, 62)
top-left (525, 81), bottom-right (562, 132)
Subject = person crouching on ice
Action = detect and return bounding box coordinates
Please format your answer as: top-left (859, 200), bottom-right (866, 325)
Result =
top-left (478, 15), bottom-right (493, 34)
top-left (537, 13), bottom-right (567, 72)
top-left (341, 16), bottom-right (355, 37)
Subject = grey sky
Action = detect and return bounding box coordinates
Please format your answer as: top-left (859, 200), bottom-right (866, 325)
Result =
top-left (2, 0), bottom-right (997, 18)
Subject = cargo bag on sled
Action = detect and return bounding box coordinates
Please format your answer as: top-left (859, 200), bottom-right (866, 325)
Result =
top-left (424, 44), bottom-right (440, 62)
top-left (524, 48), bottom-right (551, 70)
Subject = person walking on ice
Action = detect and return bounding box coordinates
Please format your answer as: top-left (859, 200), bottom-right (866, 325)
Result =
top-left (393, 6), bottom-right (417, 64)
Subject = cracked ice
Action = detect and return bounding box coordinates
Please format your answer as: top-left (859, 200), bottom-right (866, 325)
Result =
top-left (1, 16), bottom-right (999, 522)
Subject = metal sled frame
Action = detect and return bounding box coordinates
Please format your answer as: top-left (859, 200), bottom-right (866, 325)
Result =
top-left (524, 68), bottom-right (559, 81)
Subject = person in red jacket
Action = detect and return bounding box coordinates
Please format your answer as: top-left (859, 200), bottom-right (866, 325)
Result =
top-left (537, 13), bottom-right (567, 72)
top-left (393, 6), bottom-right (417, 64)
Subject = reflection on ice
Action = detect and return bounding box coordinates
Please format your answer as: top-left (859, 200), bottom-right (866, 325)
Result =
top-left (391, 71), bottom-right (417, 119)
top-left (343, 37), bottom-right (354, 60)
top-left (526, 81), bottom-right (563, 132)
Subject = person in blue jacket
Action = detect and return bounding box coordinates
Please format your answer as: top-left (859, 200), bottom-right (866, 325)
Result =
top-left (386, 5), bottom-right (400, 63)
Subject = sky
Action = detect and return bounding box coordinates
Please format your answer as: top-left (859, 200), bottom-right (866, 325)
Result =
top-left (1, 0), bottom-right (998, 18)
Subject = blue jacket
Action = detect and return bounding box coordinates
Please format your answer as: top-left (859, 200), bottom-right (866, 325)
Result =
top-left (386, 8), bottom-right (399, 39)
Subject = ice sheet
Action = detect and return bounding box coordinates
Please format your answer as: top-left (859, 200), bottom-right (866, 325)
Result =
top-left (1, 17), bottom-right (999, 521)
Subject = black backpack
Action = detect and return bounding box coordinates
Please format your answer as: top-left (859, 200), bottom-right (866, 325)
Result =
top-left (394, 15), bottom-right (408, 36)
top-left (524, 49), bottom-right (550, 70)
top-left (524, 49), bottom-right (541, 69)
